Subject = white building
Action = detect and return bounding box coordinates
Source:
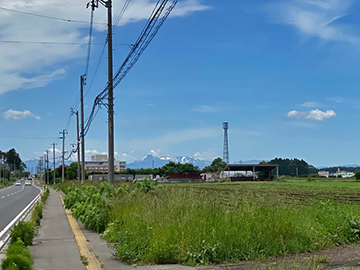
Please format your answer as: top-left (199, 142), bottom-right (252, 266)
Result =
top-left (85, 155), bottom-right (126, 173)
top-left (332, 169), bottom-right (355, 178)
top-left (318, 170), bottom-right (329, 178)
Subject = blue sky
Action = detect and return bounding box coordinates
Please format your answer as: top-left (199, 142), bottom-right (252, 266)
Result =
top-left (1, 0), bottom-right (360, 168)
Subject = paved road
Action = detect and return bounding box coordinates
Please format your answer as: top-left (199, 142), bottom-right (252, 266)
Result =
top-left (0, 181), bottom-right (40, 231)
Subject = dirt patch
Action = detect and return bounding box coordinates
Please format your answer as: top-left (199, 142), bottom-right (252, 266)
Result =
top-left (197, 243), bottom-right (360, 269)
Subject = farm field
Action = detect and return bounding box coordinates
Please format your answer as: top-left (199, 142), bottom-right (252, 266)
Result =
top-left (60, 179), bottom-right (360, 267)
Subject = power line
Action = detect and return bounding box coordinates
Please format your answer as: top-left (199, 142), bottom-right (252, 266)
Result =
top-left (84, 5), bottom-right (95, 77)
top-left (84, 40), bottom-right (107, 98)
top-left (0, 6), bottom-right (106, 25)
top-left (0, 40), bottom-right (131, 46)
top-left (0, 40), bottom-right (105, 45)
top-left (0, 134), bottom-right (55, 140)
top-left (83, 0), bottom-right (178, 136)
top-left (113, 0), bottom-right (131, 32)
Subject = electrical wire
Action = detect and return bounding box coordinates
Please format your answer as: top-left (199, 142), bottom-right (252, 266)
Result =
top-left (0, 134), bottom-right (56, 140)
top-left (84, 6), bottom-right (95, 77)
top-left (83, 0), bottom-right (177, 136)
top-left (113, 0), bottom-right (131, 32)
top-left (0, 6), bottom-right (106, 25)
top-left (84, 40), bottom-right (107, 98)
top-left (0, 40), bottom-right (108, 45)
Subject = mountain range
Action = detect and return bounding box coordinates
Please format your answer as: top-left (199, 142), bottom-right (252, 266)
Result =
top-left (24, 156), bottom-right (359, 173)
top-left (127, 155), bottom-right (212, 169)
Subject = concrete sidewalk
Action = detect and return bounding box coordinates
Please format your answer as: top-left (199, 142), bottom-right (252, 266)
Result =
top-left (29, 188), bottom-right (86, 270)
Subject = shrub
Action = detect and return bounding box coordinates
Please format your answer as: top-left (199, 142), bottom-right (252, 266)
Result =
top-left (1, 254), bottom-right (33, 270)
top-left (10, 221), bottom-right (34, 247)
top-left (31, 203), bottom-right (44, 226)
top-left (6, 240), bottom-right (33, 263)
top-left (41, 187), bottom-right (50, 203)
top-left (1, 239), bottom-right (33, 270)
top-left (133, 178), bottom-right (157, 193)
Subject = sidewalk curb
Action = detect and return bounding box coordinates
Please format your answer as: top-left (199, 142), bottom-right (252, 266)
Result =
top-left (57, 191), bottom-right (102, 270)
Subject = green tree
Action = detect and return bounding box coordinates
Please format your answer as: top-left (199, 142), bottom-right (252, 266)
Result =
top-left (5, 148), bottom-right (26, 171)
top-left (160, 161), bottom-right (200, 175)
top-left (65, 162), bottom-right (78, 180)
top-left (202, 158), bottom-right (227, 173)
top-left (265, 158), bottom-right (317, 176)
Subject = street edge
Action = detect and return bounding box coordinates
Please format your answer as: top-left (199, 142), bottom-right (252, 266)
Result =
top-left (57, 191), bottom-right (103, 270)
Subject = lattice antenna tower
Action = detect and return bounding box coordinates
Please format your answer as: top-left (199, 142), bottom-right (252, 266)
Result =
top-left (223, 122), bottom-right (229, 164)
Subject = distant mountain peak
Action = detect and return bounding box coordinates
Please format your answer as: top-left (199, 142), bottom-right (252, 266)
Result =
top-left (129, 154), bottom-right (211, 169)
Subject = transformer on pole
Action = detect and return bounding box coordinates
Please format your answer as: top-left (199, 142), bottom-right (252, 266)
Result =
top-left (223, 122), bottom-right (229, 164)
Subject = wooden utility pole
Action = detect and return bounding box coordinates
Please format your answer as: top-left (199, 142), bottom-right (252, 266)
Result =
top-left (80, 75), bottom-right (86, 181)
top-left (46, 150), bottom-right (49, 184)
top-left (75, 111), bottom-right (81, 181)
top-left (52, 143), bottom-right (56, 185)
top-left (107, 0), bottom-right (114, 184)
top-left (60, 130), bottom-right (67, 183)
top-left (88, 0), bottom-right (114, 183)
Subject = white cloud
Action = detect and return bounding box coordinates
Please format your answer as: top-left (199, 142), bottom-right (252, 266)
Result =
top-left (192, 105), bottom-right (218, 113)
top-left (326, 96), bottom-right (345, 103)
top-left (270, 0), bottom-right (358, 44)
top-left (193, 151), bottom-right (216, 161)
top-left (0, 0), bottom-right (210, 95)
top-left (300, 101), bottom-right (324, 108)
top-left (117, 151), bottom-right (137, 163)
top-left (287, 109), bottom-right (336, 121)
top-left (3, 109), bottom-right (41, 121)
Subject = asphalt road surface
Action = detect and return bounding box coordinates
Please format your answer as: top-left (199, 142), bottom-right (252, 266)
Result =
top-left (0, 181), bottom-right (40, 231)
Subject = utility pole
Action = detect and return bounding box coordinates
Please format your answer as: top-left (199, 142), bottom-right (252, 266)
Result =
top-left (80, 76), bottom-right (86, 181)
top-left (60, 130), bottom-right (67, 183)
top-left (43, 153), bottom-right (47, 184)
top-left (52, 143), bottom-right (56, 185)
top-left (46, 150), bottom-right (49, 185)
top-left (76, 111), bottom-right (81, 181)
top-left (107, 0), bottom-right (114, 184)
top-left (91, 0), bottom-right (114, 184)
top-left (39, 157), bottom-right (43, 181)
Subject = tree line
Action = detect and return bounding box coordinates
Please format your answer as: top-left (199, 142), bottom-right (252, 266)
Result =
top-left (0, 148), bottom-right (28, 182)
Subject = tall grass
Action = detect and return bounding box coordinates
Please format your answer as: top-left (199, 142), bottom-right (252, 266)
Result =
top-left (102, 186), bottom-right (360, 265)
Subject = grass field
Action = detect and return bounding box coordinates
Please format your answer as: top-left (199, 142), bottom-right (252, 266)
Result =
top-left (60, 179), bottom-right (360, 266)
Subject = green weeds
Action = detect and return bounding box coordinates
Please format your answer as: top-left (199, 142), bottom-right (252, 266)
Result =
top-left (9, 222), bottom-right (34, 247)
top-left (65, 181), bottom-right (360, 266)
top-left (64, 182), bottom-right (114, 233)
top-left (1, 239), bottom-right (34, 270)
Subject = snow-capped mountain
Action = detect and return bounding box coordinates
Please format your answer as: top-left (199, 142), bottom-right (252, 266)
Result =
top-left (128, 155), bottom-right (211, 169)
top-left (24, 159), bottom-right (71, 174)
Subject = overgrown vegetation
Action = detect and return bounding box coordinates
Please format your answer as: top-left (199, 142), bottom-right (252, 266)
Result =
top-left (30, 187), bottom-right (49, 226)
top-left (64, 182), bottom-right (114, 233)
top-left (1, 187), bottom-right (50, 270)
top-left (63, 180), bottom-right (360, 266)
top-left (1, 239), bottom-right (34, 270)
top-left (9, 222), bottom-right (34, 247)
